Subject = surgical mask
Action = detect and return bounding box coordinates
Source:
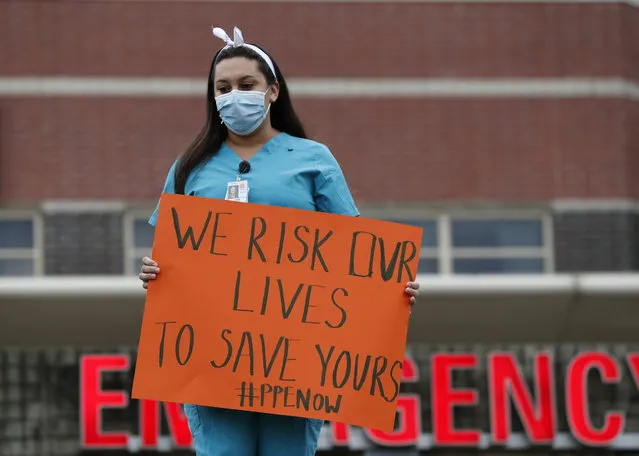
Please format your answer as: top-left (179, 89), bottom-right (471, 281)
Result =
top-left (215, 88), bottom-right (271, 136)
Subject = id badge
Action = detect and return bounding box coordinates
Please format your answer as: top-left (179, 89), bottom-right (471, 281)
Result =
top-left (225, 180), bottom-right (249, 203)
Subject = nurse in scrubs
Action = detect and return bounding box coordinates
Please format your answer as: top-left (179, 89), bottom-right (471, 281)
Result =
top-left (139, 26), bottom-right (420, 456)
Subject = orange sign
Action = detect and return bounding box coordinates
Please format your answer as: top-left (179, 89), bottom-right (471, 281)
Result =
top-left (132, 194), bottom-right (423, 431)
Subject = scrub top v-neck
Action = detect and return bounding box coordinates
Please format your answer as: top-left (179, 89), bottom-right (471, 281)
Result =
top-left (149, 133), bottom-right (359, 227)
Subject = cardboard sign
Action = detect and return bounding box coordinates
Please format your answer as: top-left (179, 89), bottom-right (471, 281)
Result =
top-left (132, 194), bottom-right (422, 431)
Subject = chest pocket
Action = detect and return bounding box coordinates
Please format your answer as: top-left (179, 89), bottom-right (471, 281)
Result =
top-left (248, 168), bottom-right (316, 210)
top-left (185, 178), bottom-right (229, 200)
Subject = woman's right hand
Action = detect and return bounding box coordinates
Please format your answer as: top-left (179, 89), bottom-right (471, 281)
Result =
top-left (139, 256), bottom-right (160, 290)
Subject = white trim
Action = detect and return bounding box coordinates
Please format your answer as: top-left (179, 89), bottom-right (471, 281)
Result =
top-left (552, 199), bottom-right (639, 212)
top-left (449, 212), bottom-right (551, 221)
top-left (123, 210), bottom-right (155, 275)
top-left (123, 212), bottom-right (134, 276)
top-left (132, 248), bottom-right (151, 258)
top-left (1, 273), bottom-right (637, 298)
top-left (42, 200), bottom-right (126, 213)
top-left (451, 247), bottom-right (547, 258)
top-left (541, 211), bottom-right (556, 273)
top-left (579, 273), bottom-right (639, 295)
top-left (419, 247), bottom-right (439, 257)
top-left (0, 209), bottom-right (39, 219)
top-left (0, 77), bottom-right (638, 99)
top-left (76, 0), bottom-right (639, 6)
top-left (359, 204), bottom-right (550, 217)
top-left (0, 249), bottom-right (37, 260)
top-left (438, 215), bottom-right (453, 275)
top-left (296, 78), bottom-right (639, 98)
top-left (39, 200), bottom-right (639, 213)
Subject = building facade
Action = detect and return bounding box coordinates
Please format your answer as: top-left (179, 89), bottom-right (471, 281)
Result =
top-left (1, 0), bottom-right (638, 278)
top-left (1, 0), bottom-right (638, 455)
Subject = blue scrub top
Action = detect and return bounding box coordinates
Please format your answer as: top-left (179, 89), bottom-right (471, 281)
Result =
top-left (149, 133), bottom-right (359, 226)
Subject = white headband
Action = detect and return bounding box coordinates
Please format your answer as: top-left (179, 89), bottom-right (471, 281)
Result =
top-left (212, 26), bottom-right (277, 81)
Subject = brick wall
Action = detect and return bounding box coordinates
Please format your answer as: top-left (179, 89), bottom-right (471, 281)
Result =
top-left (0, 98), bottom-right (635, 203)
top-left (1, 2), bottom-right (637, 79)
top-left (0, 0), bottom-right (637, 204)
top-left (1, 0), bottom-right (638, 273)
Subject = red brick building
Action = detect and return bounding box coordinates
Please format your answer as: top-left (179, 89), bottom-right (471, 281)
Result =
top-left (0, 1), bottom-right (638, 455)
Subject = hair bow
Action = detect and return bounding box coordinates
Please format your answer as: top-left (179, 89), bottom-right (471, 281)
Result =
top-left (212, 26), bottom-right (244, 47)
top-left (211, 26), bottom-right (277, 80)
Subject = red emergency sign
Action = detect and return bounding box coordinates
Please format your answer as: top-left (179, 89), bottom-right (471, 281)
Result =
top-left (79, 352), bottom-right (639, 451)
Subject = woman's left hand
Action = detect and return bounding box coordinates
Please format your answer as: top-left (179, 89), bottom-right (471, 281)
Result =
top-left (405, 281), bottom-right (420, 306)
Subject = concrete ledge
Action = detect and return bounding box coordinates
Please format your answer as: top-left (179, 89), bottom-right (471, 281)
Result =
top-left (1, 274), bottom-right (637, 346)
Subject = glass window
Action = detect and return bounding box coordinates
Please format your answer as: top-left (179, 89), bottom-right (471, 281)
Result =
top-left (0, 259), bottom-right (35, 276)
top-left (0, 216), bottom-right (39, 276)
top-left (449, 217), bottom-right (549, 274)
top-left (122, 211), bottom-right (551, 276)
top-left (125, 213), bottom-right (155, 275)
top-left (453, 258), bottom-right (545, 274)
top-left (388, 219), bottom-right (437, 248)
top-left (0, 220), bottom-right (34, 248)
top-left (452, 219), bottom-right (543, 248)
top-left (133, 219), bottom-right (155, 249)
top-left (386, 219), bottom-right (438, 275)
top-left (131, 257), bottom-right (145, 276)
top-left (419, 258), bottom-right (438, 274)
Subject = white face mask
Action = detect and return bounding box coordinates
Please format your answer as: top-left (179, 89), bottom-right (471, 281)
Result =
top-left (215, 88), bottom-right (271, 136)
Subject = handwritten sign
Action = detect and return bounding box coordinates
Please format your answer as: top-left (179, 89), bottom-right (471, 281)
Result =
top-left (131, 194), bottom-right (422, 431)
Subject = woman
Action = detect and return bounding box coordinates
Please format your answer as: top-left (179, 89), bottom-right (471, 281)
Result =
top-left (139, 26), bottom-right (420, 456)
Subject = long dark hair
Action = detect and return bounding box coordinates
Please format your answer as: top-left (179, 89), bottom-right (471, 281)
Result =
top-left (173, 45), bottom-right (307, 194)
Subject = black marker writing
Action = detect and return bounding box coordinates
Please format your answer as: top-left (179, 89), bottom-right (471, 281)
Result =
top-left (326, 288), bottom-right (348, 329)
top-left (209, 212), bottom-right (232, 256)
top-left (237, 382), bottom-right (342, 414)
top-left (209, 330), bottom-right (297, 381)
top-left (369, 355), bottom-right (390, 401)
top-left (156, 321), bottom-right (176, 367)
top-left (287, 226), bottom-right (310, 263)
top-left (398, 240), bottom-right (417, 283)
top-left (349, 231), bottom-right (376, 278)
top-left (301, 284), bottom-right (324, 325)
top-left (232, 271), bottom-right (252, 313)
top-left (248, 217), bottom-right (267, 261)
top-left (349, 231), bottom-right (417, 283)
top-left (172, 208), bottom-right (212, 250)
top-left (378, 237), bottom-right (402, 281)
top-left (156, 321), bottom-right (194, 367)
top-left (232, 271), bottom-right (349, 328)
top-left (275, 222), bottom-right (287, 264)
top-left (175, 324), bottom-right (195, 365)
top-left (277, 280), bottom-right (305, 318)
top-left (245, 220), bottom-right (333, 271)
top-left (315, 344), bottom-right (400, 403)
top-left (310, 229), bottom-right (333, 272)
top-left (210, 329), bottom-right (233, 369)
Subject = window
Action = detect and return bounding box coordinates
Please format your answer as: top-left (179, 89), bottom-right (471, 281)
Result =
top-left (386, 218), bottom-right (439, 274)
top-left (0, 213), bottom-right (42, 276)
top-left (125, 207), bottom-right (553, 276)
top-left (124, 211), bottom-right (155, 275)
top-left (380, 212), bottom-right (552, 275)
top-left (450, 217), bottom-right (550, 274)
